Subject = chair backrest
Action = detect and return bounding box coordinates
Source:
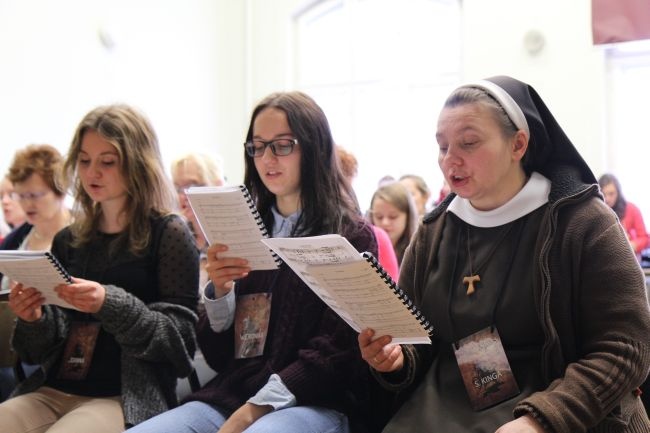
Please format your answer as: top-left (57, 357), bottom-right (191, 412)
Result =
top-left (0, 301), bottom-right (17, 368)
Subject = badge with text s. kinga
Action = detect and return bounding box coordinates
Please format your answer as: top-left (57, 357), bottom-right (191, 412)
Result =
top-left (453, 326), bottom-right (520, 411)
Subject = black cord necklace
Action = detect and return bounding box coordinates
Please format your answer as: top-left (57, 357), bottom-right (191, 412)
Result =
top-left (462, 222), bottom-right (518, 296)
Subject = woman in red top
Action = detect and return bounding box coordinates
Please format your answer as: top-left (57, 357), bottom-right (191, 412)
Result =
top-left (598, 173), bottom-right (649, 255)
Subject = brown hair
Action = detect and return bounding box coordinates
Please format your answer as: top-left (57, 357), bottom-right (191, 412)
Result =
top-left (336, 145), bottom-right (358, 181)
top-left (8, 144), bottom-right (67, 196)
top-left (63, 104), bottom-right (176, 255)
top-left (369, 181), bottom-right (419, 264)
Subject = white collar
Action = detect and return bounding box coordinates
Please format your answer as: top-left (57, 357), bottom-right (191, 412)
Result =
top-left (447, 172), bottom-right (550, 227)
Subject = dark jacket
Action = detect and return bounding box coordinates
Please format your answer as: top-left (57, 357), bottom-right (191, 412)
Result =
top-left (0, 223), bottom-right (32, 251)
top-left (386, 165), bottom-right (650, 433)
top-left (190, 218), bottom-right (393, 433)
top-left (11, 215), bottom-right (199, 427)
top-left (375, 75), bottom-right (650, 433)
top-left (0, 223), bottom-right (32, 283)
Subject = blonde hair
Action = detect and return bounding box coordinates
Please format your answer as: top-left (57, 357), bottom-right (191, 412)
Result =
top-left (63, 104), bottom-right (176, 255)
top-left (171, 153), bottom-right (225, 186)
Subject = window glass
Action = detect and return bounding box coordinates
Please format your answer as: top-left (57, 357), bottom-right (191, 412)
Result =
top-left (605, 40), bottom-right (650, 221)
top-left (295, 0), bottom-right (461, 209)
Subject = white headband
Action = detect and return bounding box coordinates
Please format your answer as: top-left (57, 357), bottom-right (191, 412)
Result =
top-left (459, 80), bottom-right (530, 136)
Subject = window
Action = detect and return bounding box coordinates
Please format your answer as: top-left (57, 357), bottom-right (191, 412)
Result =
top-left (605, 40), bottom-right (650, 221)
top-left (294, 0), bottom-right (461, 209)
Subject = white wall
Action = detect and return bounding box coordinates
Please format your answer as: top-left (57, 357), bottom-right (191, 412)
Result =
top-left (0, 0), bottom-right (610, 200)
top-left (0, 0), bottom-right (232, 181)
top-left (234, 0), bottom-right (609, 187)
top-left (461, 0), bottom-right (607, 176)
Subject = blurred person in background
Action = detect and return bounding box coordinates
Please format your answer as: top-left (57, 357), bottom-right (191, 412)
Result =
top-left (337, 145), bottom-right (399, 280)
top-left (399, 174), bottom-right (431, 218)
top-left (598, 173), bottom-right (649, 256)
top-left (368, 181), bottom-right (418, 267)
top-left (0, 175), bottom-right (27, 241)
top-left (171, 153), bottom-right (226, 291)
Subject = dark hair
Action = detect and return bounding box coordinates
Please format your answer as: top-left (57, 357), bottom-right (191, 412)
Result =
top-left (598, 173), bottom-right (626, 219)
top-left (243, 91), bottom-right (360, 236)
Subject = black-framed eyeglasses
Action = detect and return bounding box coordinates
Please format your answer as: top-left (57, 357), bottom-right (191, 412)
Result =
top-left (244, 138), bottom-right (298, 158)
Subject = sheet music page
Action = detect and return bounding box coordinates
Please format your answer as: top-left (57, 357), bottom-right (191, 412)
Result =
top-left (308, 260), bottom-right (431, 344)
top-left (0, 250), bottom-right (76, 309)
top-left (262, 235), bottom-right (431, 344)
top-left (261, 235), bottom-right (364, 329)
top-left (185, 185), bottom-right (278, 271)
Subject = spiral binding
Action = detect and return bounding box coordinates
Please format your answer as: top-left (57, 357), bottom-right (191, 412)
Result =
top-left (238, 185), bottom-right (282, 265)
top-left (45, 252), bottom-right (73, 283)
top-left (362, 252), bottom-right (434, 336)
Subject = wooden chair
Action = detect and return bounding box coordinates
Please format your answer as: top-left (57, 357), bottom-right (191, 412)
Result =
top-left (0, 301), bottom-right (27, 400)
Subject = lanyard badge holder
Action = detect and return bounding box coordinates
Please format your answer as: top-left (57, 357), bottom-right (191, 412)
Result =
top-left (449, 220), bottom-right (525, 410)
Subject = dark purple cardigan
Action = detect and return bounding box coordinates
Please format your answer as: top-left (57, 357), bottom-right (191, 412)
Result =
top-left (188, 219), bottom-right (394, 433)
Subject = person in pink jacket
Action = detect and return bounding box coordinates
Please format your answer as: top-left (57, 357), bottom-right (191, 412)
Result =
top-left (599, 173), bottom-right (649, 255)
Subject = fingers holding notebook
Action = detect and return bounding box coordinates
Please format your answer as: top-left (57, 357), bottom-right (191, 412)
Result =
top-left (8, 283), bottom-right (44, 322)
top-left (53, 278), bottom-right (106, 314)
top-left (205, 243), bottom-right (250, 297)
top-left (358, 328), bottom-right (404, 373)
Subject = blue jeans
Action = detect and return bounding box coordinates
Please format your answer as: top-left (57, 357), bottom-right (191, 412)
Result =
top-left (126, 400), bottom-right (350, 433)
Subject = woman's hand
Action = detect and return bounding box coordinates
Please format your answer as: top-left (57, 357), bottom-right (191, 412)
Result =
top-left (8, 283), bottom-right (44, 322)
top-left (495, 415), bottom-right (546, 433)
top-left (54, 277), bottom-right (106, 313)
top-left (358, 328), bottom-right (404, 372)
top-left (217, 402), bottom-right (272, 433)
top-left (205, 243), bottom-right (251, 298)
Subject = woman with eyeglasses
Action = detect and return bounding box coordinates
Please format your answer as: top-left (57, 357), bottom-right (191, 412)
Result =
top-left (0, 144), bottom-right (70, 402)
top-left (127, 91), bottom-right (393, 433)
top-left (0, 144), bottom-right (71, 291)
top-left (0, 105), bottom-right (199, 432)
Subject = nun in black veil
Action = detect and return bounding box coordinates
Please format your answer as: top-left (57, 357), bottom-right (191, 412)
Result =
top-left (358, 76), bottom-right (650, 433)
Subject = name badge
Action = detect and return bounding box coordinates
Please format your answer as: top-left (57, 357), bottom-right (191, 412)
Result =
top-left (453, 326), bottom-right (520, 411)
top-left (57, 321), bottom-right (101, 380)
top-left (234, 292), bottom-right (272, 359)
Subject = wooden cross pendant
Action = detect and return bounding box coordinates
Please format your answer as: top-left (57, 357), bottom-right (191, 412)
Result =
top-left (463, 274), bottom-right (480, 295)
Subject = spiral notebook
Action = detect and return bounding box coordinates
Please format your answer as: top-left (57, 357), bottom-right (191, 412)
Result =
top-left (185, 184), bottom-right (280, 271)
top-left (0, 250), bottom-right (76, 309)
top-left (262, 234), bottom-right (433, 344)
